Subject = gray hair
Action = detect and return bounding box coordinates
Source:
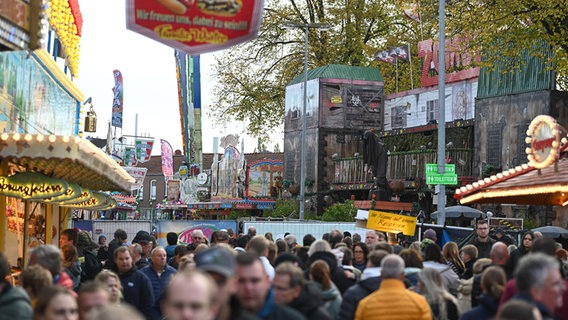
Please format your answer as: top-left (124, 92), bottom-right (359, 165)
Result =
top-left (515, 253), bottom-right (560, 294)
top-left (308, 239), bottom-right (332, 256)
top-left (380, 254), bottom-right (405, 279)
top-left (29, 245), bottom-right (62, 277)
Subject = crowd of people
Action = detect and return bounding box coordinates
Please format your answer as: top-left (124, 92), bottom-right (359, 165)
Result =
top-left (0, 221), bottom-right (567, 320)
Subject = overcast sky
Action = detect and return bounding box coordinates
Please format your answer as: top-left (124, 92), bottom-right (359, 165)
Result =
top-left (74, 0), bottom-right (282, 154)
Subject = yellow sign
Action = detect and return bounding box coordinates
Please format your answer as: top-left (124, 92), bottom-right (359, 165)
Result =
top-left (0, 172), bottom-right (67, 200)
top-left (366, 210), bottom-right (417, 236)
top-left (43, 183), bottom-right (82, 203)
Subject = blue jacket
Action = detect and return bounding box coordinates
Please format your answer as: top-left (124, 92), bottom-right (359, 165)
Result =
top-left (140, 264), bottom-right (177, 320)
top-left (118, 266), bottom-right (155, 320)
top-left (338, 276), bottom-right (382, 320)
top-left (460, 294), bottom-right (499, 320)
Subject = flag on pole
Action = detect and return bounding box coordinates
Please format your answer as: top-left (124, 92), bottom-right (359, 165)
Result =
top-left (135, 139), bottom-right (154, 163)
top-left (124, 147), bottom-right (138, 166)
top-left (105, 121), bottom-right (112, 155)
top-left (161, 139), bottom-right (174, 179)
top-left (374, 50), bottom-right (394, 64)
top-left (111, 70), bottom-right (123, 128)
top-left (390, 44), bottom-right (410, 60)
top-left (403, 3), bottom-right (421, 22)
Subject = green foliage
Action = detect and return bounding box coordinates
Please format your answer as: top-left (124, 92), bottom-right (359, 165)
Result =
top-left (227, 210), bottom-right (249, 220)
top-left (264, 199), bottom-right (299, 218)
top-left (321, 200), bottom-right (356, 222)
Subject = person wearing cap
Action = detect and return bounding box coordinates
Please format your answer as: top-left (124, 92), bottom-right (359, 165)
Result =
top-left (423, 229), bottom-right (437, 243)
top-left (132, 231), bottom-right (154, 268)
top-left (140, 247), bottom-right (176, 320)
top-left (235, 253), bottom-right (306, 320)
top-left (195, 247), bottom-right (260, 320)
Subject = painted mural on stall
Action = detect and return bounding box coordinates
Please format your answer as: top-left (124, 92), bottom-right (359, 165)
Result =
top-left (0, 51), bottom-right (77, 135)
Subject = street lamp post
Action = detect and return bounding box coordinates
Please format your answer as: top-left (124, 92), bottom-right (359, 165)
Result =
top-left (284, 22), bottom-right (329, 220)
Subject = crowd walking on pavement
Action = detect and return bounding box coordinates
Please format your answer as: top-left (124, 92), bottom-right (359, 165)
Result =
top-left (1, 222), bottom-right (567, 320)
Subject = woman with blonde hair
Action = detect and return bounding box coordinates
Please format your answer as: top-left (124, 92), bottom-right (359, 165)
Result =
top-left (459, 266), bottom-right (506, 320)
top-left (418, 267), bottom-right (460, 320)
top-left (443, 242), bottom-right (465, 277)
top-left (309, 260), bottom-right (342, 319)
top-left (94, 270), bottom-right (123, 303)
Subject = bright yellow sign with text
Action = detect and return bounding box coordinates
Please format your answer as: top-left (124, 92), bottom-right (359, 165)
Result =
top-left (367, 210), bottom-right (417, 236)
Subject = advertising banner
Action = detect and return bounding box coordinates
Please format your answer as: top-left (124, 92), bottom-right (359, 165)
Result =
top-left (126, 0), bottom-right (264, 55)
top-left (123, 147), bottom-right (138, 167)
top-left (161, 139), bottom-right (174, 178)
top-left (156, 220), bottom-right (238, 246)
top-left (167, 179), bottom-right (180, 201)
top-left (135, 139), bottom-right (154, 163)
top-left (111, 70), bottom-right (123, 127)
top-left (123, 167), bottom-right (147, 191)
top-left (366, 210), bottom-right (417, 236)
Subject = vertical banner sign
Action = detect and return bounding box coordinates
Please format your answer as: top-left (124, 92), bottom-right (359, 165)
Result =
top-left (123, 167), bottom-right (148, 191)
top-left (125, 0), bottom-right (264, 55)
top-left (161, 139), bottom-right (174, 179)
top-left (111, 70), bottom-right (123, 128)
top-left (135, 139), bottom-right (154, 163)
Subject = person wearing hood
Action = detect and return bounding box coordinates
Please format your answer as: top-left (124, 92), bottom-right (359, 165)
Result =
top-left (273, 262), bottom-right (332, 320)
top-left (460, 266), bottom-right (506, 320)
top-left (422, 243), bottom-right (459, 295)
top-left (77, 231), bottom-right (102, 283)
top-left (113, 246), bottom-right (154, 319)
top-left (309, 260), bottom-right (342, 319)
top-left (306, 240), bottom-right (354, 293)
top-left (338, 250), bottom-right (389, 320)
top-left (0, 252), bottom-right (32, 319)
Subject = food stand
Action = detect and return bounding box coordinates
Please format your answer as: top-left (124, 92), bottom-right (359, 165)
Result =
top-left (0, 133), bottom-right (134, 268)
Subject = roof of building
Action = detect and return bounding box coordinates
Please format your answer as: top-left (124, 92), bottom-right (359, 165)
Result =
top-left (288, 64), bottom-right (384, 85)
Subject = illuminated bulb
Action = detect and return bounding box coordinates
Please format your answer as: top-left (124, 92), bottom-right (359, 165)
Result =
top-left (36, 134), bottom-right (44, 142)
top-left (473, 182), bottom-right (479, 188)
top-left (456, 189), bottom-right (461, 194)
top-left (525, 147), bottom-right (532, 154)
top-left (509, 169), bottom-right (516, 174)
top-left (461, 187), bottom-right (467, 192)
top-left (13, 133), bottom-right (20, 141)
top-left (497, 173), bottom-right (503, 179)
top-left (467, 185), bottom-right (473, 190)
top-left (24, 134), bottom-right (32, 141)
top-left (484, 178), bottom-right (491, 184)
top-left (515, 166), bottom-right (522, 171)
top-left (0, 133), bottom-right (8, 140)
top-left (525, 137), bottom-right (532, 144)
top-left (479, 180), bottom-right (485, 186)
top-left (503, 171), bottom-right (510, 176)
top-left (62, 136), bottom-right (69, 143)
top-left (521, 164), bottom-right (528, 170)
top-left (553, 141), bottom-right (559, 148)
top-left (562, 137), bottom-right (567, 144)
top-left (49, 135), bottom-right (56, 143)
top-left (490, 175), bottom-right (497, 181)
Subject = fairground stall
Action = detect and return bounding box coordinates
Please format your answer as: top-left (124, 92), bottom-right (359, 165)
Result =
top-left (0, 133), bottom-right (134, 269)
top-left (455, 115), bottom-right (568, 244)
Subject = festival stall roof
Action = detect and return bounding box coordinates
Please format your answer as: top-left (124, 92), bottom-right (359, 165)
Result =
top-left (455, 159), bottom-right (568, 206)
top-left (0, 133), bottom-right (134, 192)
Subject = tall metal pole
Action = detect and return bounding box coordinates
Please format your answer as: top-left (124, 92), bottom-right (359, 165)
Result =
top-left (299, 26), bottom-right (309, 220)
top-left (436, 0), bottom-right (446, 225)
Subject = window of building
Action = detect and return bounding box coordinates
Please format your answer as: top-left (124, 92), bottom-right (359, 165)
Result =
top-left (150, 180), bottom-right (157, 200)
top-left (426, 99), bottom-right (439, 122)
top-left (487, 128), bottom-right (502, 168)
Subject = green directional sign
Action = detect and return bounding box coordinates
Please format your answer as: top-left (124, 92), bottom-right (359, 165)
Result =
top-left (426, 173), bottom-right (458, 185)
top-left (426, 163), bottom-right (456, 174)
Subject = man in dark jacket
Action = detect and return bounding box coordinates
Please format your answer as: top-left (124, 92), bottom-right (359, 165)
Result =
top-left (140, 247), bottom-right (176, 320)
top-left (235, 253), bottom-right (306, 320)
top-left (467, 220), bottom-right (496, 259)
top-left (105, 229), bottom-right (128, 270)
top-left (77, 231), bottom-right (102, 283)
top-left (0, 252), bottom-right (32, 320)
top-left (113, 246), bottom-right (154, 319)
top-left (273, 262), bottom-right (331, 320)
top-left (338, 250), bottom-right (388, 320)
